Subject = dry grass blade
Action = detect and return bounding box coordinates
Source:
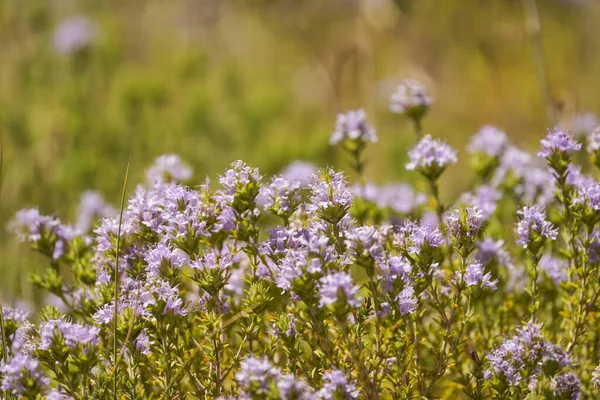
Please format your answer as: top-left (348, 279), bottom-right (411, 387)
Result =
top-left (113, 158), bottom-right (131, 400)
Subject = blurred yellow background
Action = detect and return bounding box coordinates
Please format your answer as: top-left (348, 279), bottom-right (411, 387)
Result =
top-left (1, 0), bottom-right (599, 303)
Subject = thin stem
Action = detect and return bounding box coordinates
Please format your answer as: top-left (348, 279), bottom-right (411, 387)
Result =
top-left (412, 117), bottom-right (423, 139)
top-left (113, 158), bottom-right (131, 400)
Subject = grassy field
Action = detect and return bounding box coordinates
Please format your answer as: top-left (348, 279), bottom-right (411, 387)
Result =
top-left (1, 0), bottom-right (599, 304)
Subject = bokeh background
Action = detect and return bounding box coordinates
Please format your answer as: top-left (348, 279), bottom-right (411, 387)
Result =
top-left (1, 0), bottom-right (599, 304)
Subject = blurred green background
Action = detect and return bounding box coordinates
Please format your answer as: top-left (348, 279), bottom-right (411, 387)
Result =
top-left (1, 0), bottom-right (599, 303)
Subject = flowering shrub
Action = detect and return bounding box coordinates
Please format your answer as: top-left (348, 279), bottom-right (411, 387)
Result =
top-left (2, 81), bottom-right (600, 399)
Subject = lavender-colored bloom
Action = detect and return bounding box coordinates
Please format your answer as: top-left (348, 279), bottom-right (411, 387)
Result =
top-left (592, 365), bottom-right (600, 389)
top-left (281, 161), bottom-right (318, 187)
top-left (144, 244), bottom-right (189, 279)
top-left (572, 180), bottom-right (600, 211)
top-left (277, 374), bottom-right (313, 399)
top-left (330, 109), bottom-right (377, 145)
top-left (217, 160), bottom-right (262, 199)
top-left (47, 389), bottom-right (72, 400)
top-left (493, 145), bottom-right (532, 185)
top-left (75, 191), bottom-right (116, 233)
top-left (378, 183), bottom-right (426, 214)
top-left (345, 225), bottom-right (386, 263)
top-left (146, 154), bottom-right (192, 183)
top-left (260, 175), bottom-right (302, 216)
top-left (53, 16), bottom-right (97, 55)
top-left (400, 220), bottom-right (444, 254)
top-left (389, 79), bottom-right (432, 116)
top-left (9, 208), bottom-right (59, 242)
top-left (517, 166), bottom-right (556, 207)
top-left (318, 272), bottom-right (361, 308)
top-left (39, 319), bottom-right (100, 350)
top-left (539, 254), bottom-right (567, 284)
top-left (235, 356), bottom-right (280, 395)
top-left (571, 112), bottom-right (598, 136)
top-left (462, 261), bottom-right (497, 290)
top-left (2, 306), bottom-right (30, 324)
top-left (406, 134), bottom-right (457, 174)
top-left (587, 126), bottom-right (600, 153)
top-left (317, 369), bottom-right (360, 399)
top-left (445, 206), bottom-right (484, 240)
top-left (135, 329), bottom-right (152, 355)
top-left (461, 185), bottom-right (501, 219)
top-left (307, 169), bottom-right (353, 222)
top-left (538, 128), bottom-right (581, 159)
top-left (551, 372), bottom-right (581, 400)
top-left (155, 281), bottom-right (188, 316)
top-left (397, 286), bottom-right (418, 315)
top-left (191, 251), bottom-right (233, 271)
top-left (468, 125), bottom-right (508, 157)
top-left (0, 353), bottom-right (49, 396)
top-left (515, 205), bottom-right (558, 249)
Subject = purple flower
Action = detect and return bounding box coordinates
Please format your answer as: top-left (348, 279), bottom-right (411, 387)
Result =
top-left (461, 185), bottom-right (501, 219)
top-left (144, 244), bottom-right (189, 280)
top-left (462, 261), bottom-right (497, 290)
top-left (538, 128), bottom-right (581, 159)
top-left (592, 365), bottom-right (600, 389)
top-left (468, 125), bottom-right (508, 157)
top-left (281, 161), bottom-right (318, 186)
top-left (330, 109), bottom-right (377, 145)
top-left (0, 353), bottom-right (49, 396)
top-left (539, 254), bottom-right (567, 284)
top-left (307, 169), bottom-right (353, 224)
top-left (515, 205), bottom-right (558, 250)
top-left (445, 206), bottom-right (484, 240)
top-left (377, 183), bottom-right (426, 214)
top-left (52, 16), bottom-right (97, 55)
top-left (397, 286), bottom-right (418, 315)
top-left (47, 388), bottom-right (71, 400)
top-left (317, 369), bottom-right (360, 399)
top-left (318, 272), bottom-right (361, 308)
top-left (587, 126), bottom-right (600, 153)
top-left (277, 374), bottom-right (313, 399)
top-left (39, 319), bottom-right (100, 350)
top-left (75, 191), bottom-right (116, 233)
top-left (389, 79), bottom-right (432, 117)
top-left (260, 176), bottom-right (302, 217)
top-left (571, 112), bottom-right (598, 136)
top-left (572, 180), bottom-right (600, 211)
top-left (146, 154), bottom-right (192, 183)
top-left (235, 356), bottom-right (280, 395)
top-left (135, 329), bottom-right (153, 355)
top-left (551, 372), bottom-right (581, 400)
top-left (400, 220), bottom-right (444, 254)
top-left (406, 134), bottom-right (457, 178)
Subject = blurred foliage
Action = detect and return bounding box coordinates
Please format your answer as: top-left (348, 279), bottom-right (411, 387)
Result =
top-left (1, 0), bottom-right (599, 303)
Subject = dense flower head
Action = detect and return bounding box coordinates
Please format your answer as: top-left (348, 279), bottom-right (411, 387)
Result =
top-left (539, 254), bottom-right (567, 285)
top-left (281, 161), bottom-right (318, 186)
top-left (277, 373), bottom-right (314, 399)
top-left (318, 272), bottom-right (361, 308)
top-left (460, 185), bottom-right (501, 219)
top-left (235, 356), bottom-right (281, 395)
top-left (146, 154), bottom-right (192, 183)
top-left (515, 205), bottom-right (558, 250)
top-left (9, 208), bottom-right (74, 259)
top-left (538, 128), bottom-right (581, 159)
top-left (445, 206), bottom-right (484, 241)
top-left (307, 169), bottom-right (353, 224)
top-left (397, 286), bottom-right (418, 315)
top-left (75, 191), bottom-right (116, 233)
top-left (389, 79), bottom-right (432, 118)
top-left (551, 372), bottom-right (581, 399)
top-left (406, 134), bottom-right (457, 178)
top-left (476, 238), bottom-right (512, 267)
top-left (485, 321), bottom-right (571, 387)
top-left (317, 369), bottom-right (360, 399)
top-left (468, 125), bottom-right (508, 157)
top-left (53, 15), bottom-right (97, 55)
top-left (260, 175), bottom-right (302, 218)
top-left (572, 180), bottom-right (600, 213)
top-left (587, 126), bottom-right (600, 153)
top-left (493, 145), bottom-right (532, 184)
top-left (399, 220), bottom-right (444, 254)
top-left (378, 183), bottom-right (426, 214)
top-left (571, 112), bottom-right (598, 136)
top-left (461, 261), bottom-right (497, 290)
top-left (0, 353), bottom-right (49, 396)
top-left (330, 109), bottom-right (378, 145)
top-left (39, 319), bottom-right (100, 350)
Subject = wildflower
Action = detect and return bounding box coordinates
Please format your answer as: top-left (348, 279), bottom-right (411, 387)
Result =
top-left (400, 220), bottom-right (444, 255)
top-left (146, 154), bottom-right (192, 183)
top-left (571, 112), bottom-right (598, 136)
top-left (135, 329), bottom-right (153, 355)
top-left (538, 128), bottom-right (582, 159)
top-left (75, 191), bottom-right (116, 233)
top-left (318, 272), bottom-right (361, 309)
top-left (317, 369), bottom-right (360, 399)
top-left (572, 180), bottom-right (600, 225)
top-left (468, 125), bottom-right (508, 157)
top-left (0, 353), bottom-right (49, 397)
top-left (260, 175), bottom-right (302, 220)
top-left (235, 356), bottom-right (280, 395)
top-left (461, 261), bottom-right (497, 290)
top-left (39, 319), bottom-right (100, 350)
top-left (397, 286), bottom-right (418, 315)
top-left (551, 372), bottom-right (581, 400)
top-left (539, 254), bottom-right (567, 285)
top-left (461, 185), bottom-right (501, 219)
top-left (281, 161), bottom-right (317, 186)
top-left (592, 365), bottom-right (600, 389)
top-left (587, 126), bottom-right (600, 153)
top-left (53, 16), bottom-right (97, 55)
top-left (515, 205), bottom-right (558, 252)
top-left (378, 183), bottom-right (426, 214)
top-left (330, 109), bottom-right (377, 145)
top-left (406, 134), bottom-right (457, 180)
top-left (277, 374), bottom-right (314, 399)
top-left (389, 79), bottom-right (432, 120)
top-left (216, 160), bottom-right (262, 213)
top-left (307, 169), bottom-right (353, 225)
top-left (445, 206), bottom-right (484, 241)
